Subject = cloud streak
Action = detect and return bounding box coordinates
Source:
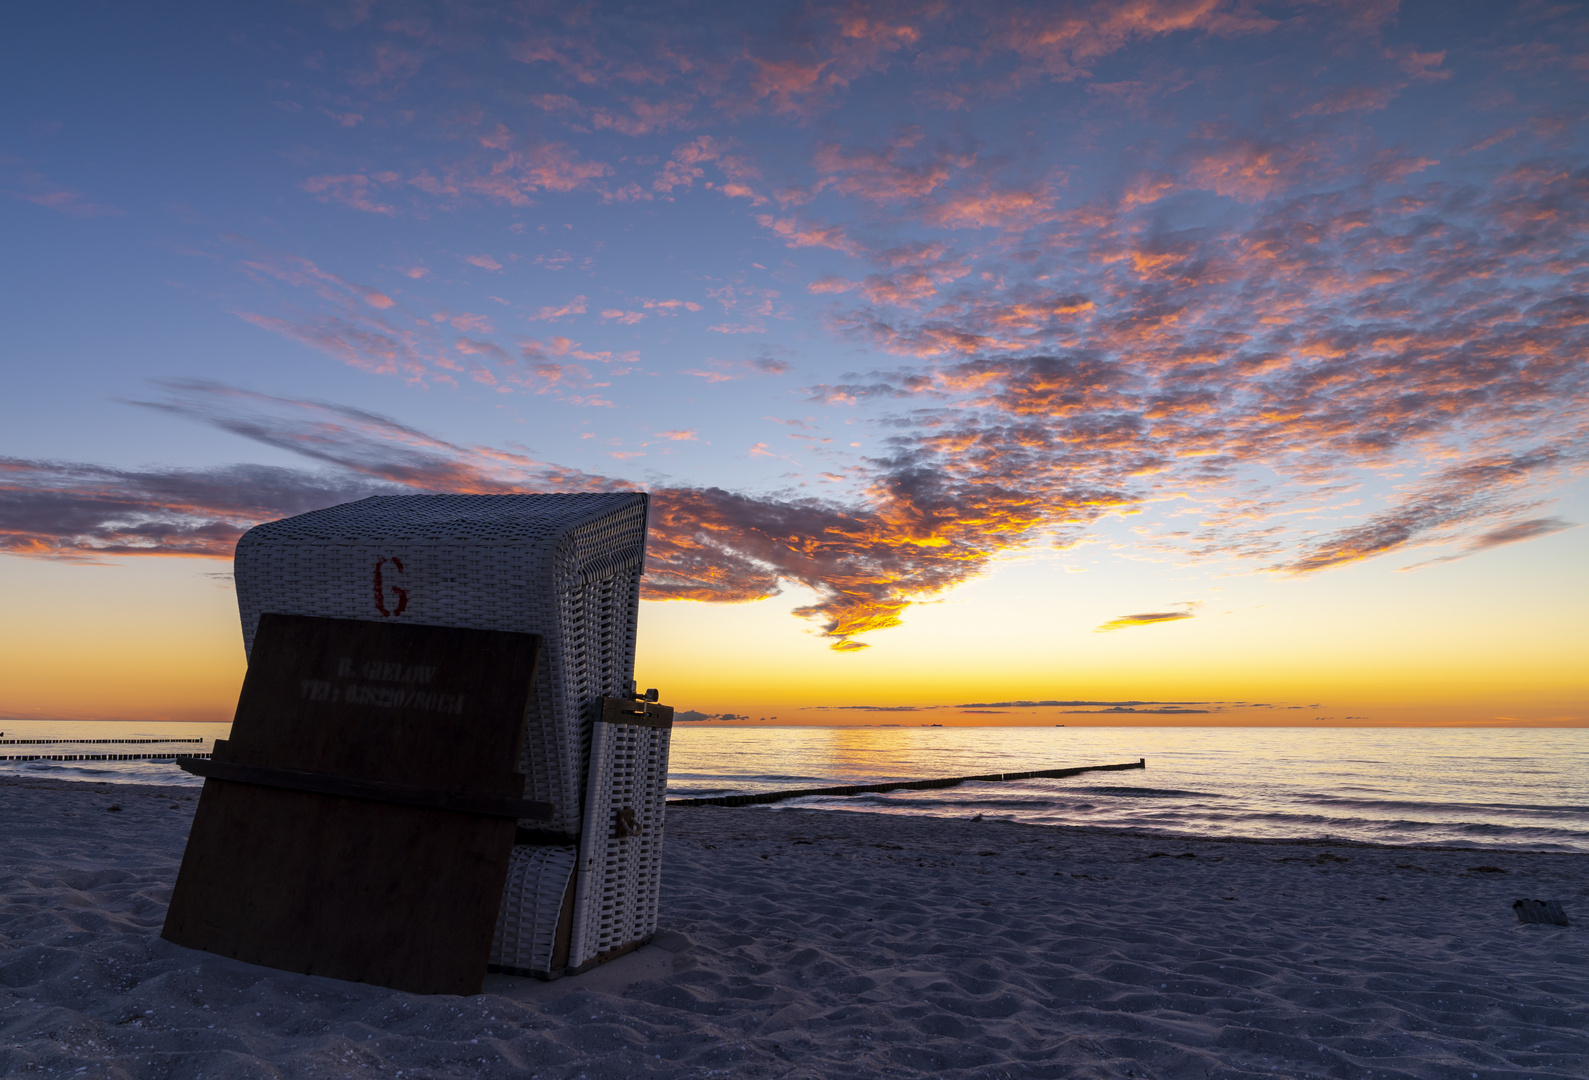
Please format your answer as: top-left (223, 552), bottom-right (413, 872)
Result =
top-left (1094, 611), bottom-right (1196, 632)
top-left (1398, 517), bottom-right (1578, 571)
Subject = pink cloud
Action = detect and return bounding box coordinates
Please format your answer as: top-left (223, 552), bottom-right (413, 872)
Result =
top-left (755, 214), bottom-right (864, 255)
top-left (1181, 137), bottom-right (1320, 202)
top-left (234, 311), bottom-right (430, 382)
top-left (527, 296), bottom-right (588, 321)
top-left (319, 108), bottom-right (364, 127)
top-left (924, 183), bottom-right (1062, 229)
top-left (683, 355), bottom-right (790, 382)
top-left (1295, 83), bottom-right (1404, 117)
top-left (652, 136), bottom-right (762, 199)
top-left (1387, 45), bottom-right (1449, 82)
top-left (407, 142), bottom-right (612, 208)
top-left (590, 97), bottom-right (695, 136)
top-left (462, 254), bottom-right (503, 271)
top-left (449, 312), bottom-right (495, 333)
top-left (9, 187), bottom-right (121, 218)
top-left (520, 335), bottom-right (638, 370)
top-left (989, 0), bottom-right (1280, 84)
top-left (234, 244), bottom-right (401, 312)
top-left (811, 133), bottom-right (973, 203)
top-left (808, 276), bottom-right (855, 295)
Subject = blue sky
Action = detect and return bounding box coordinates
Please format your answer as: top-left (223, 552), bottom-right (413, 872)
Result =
top-left (3, 1), bottom-right (1586, 724)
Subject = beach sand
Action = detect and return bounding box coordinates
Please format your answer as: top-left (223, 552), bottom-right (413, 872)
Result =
top-left (2, 776), bottom-right (1585, 1079)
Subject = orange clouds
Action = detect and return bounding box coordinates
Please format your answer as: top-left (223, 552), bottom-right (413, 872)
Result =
top-left (5, 383), bottom-right (1087, 651)
top-left (1180, 138), bottom-right (1320, 203)
top-left (793, 136), bottom-right (1589, 582)
top-left (991, 0), bottom-right (1278, 82)
top-left (16, 1), bottom-right (1589, 661)
top-left (922, 184), bottom-right (1062, 230)
top-left (755, 214), bottom-right (864, 255)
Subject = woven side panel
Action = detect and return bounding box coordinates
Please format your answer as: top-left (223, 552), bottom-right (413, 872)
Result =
top-left (539, 565), bottom-right (645, 811)
top-left (489, 846), bottom-right (577, 975)
top-left (568, 721), bottom-right (671, 968)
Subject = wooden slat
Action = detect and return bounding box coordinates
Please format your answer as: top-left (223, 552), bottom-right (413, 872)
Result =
top-left (177, 756), bottom-right (552, 820)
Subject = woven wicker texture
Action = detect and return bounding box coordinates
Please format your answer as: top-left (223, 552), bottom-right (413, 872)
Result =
top-left (489, 845), bottom-right (578, 976)
top-left (232, 492), bottom-right (648, 835)
top-left (568, 719), bottom-right (672, 968)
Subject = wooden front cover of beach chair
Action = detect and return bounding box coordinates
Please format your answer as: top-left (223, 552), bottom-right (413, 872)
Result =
top-left (162, 613), bottom-right (548, 996)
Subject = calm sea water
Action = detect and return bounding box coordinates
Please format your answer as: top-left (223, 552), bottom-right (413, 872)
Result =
top-left (0, 721), bottom-right (230, 787)
top-left (5, 721), bottom-right (1585, 852)
top-left (669, 726), bottom-right (1589, 853)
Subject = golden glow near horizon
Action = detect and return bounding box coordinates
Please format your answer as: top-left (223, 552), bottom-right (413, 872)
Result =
top-left (2, 521), bottom-right (1580, 727)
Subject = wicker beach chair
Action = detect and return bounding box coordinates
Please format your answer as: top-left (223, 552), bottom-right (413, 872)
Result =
top-left (233, 491), bottom-right (666, 978)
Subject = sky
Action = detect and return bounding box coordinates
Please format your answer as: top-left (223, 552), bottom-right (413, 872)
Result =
top-left (2, 0), bottom-right (1586, 728)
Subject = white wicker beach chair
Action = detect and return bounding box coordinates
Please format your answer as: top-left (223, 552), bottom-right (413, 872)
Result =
top-left (233, 491), bottom-right (663, 977)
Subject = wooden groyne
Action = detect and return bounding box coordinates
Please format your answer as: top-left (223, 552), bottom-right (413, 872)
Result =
top-left (1, 752), bottom-right (214, 763)
top-left (667, 757), bottom-right (1146, 808)
top-left (0, 738), bottom-right (206, 745)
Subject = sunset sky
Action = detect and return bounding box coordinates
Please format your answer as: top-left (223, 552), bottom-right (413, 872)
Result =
top-left (2, 1), bottom-right (1586, 727)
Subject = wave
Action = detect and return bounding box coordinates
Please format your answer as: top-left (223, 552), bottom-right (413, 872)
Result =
top-left (794, 794), bottom-right (1056, 811)
top-left (1069, 785), bottom-right (1220, 799)
top-left (1295, 792), bottom-right (1589, 814)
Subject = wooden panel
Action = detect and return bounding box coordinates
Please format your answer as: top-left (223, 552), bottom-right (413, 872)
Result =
top-left (163, 613), bottom-right (541, 996)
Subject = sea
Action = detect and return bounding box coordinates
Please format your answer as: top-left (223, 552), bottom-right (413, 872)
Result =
top-left (4, 721), bottom-right (1585, 853)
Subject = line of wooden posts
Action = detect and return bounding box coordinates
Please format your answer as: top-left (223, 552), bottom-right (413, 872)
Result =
top-left (667, 757), bottom-right (1147, 808)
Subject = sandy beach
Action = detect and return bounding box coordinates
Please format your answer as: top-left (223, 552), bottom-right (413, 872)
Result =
top-left (2, 776), bottom-right (1585, 1079)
